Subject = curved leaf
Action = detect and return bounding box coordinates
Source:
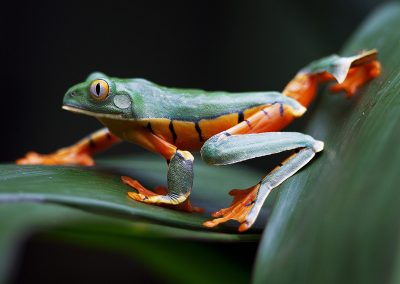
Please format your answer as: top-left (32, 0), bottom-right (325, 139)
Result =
top-left (0, 155), bottom-right (265, 232)
top-left (253, 3), bottom-right (400, 284)
top-left (0, 156), bottom-right (264, 283)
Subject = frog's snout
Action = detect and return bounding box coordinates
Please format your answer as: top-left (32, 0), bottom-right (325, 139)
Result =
top-left (63, 89), bottom-right (84, 109)
top-left (68, 91), bottom-right (79, 97)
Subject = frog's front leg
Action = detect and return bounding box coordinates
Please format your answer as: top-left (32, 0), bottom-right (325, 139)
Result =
top-left (121, 130), bottom-right (202, 213)
top-left (16, 128), bottom-right (120, 166)
top-left (201, 131), bottom-right (323, 232)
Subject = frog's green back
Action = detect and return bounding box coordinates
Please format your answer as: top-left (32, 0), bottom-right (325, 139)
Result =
top-left (124, 78), bottom-right (291, 121)
top-left (63, 74), bottom-right (303, 122)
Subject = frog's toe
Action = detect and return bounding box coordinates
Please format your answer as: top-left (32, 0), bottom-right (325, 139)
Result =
top-left (330, 60), bottom-right (381, 97)
top-left (122, 176), bottom-right (159, 198)
top-left (66, 152), bottom-right (94, 166)
top-left (123, 176), bottom-right (172, 205)
top-left (127, 192), bottom-right (148, 202)
top-left (16, 151), bottom-right (42, 165)
top-left (203, 184), bottom-right (260, 232)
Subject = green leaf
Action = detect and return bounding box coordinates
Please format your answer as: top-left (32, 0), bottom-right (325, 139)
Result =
top-left (0, 155), bottom-right (265, 231)
top-left (0, 155), bottom-right (263, 283)
top-left (0, 203), bottom-right (252, 284)
top-left (253, 3), bottom-right (400, 284)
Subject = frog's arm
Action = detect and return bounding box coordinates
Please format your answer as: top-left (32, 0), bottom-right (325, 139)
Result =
top-left (120, 127), bottom-right (202, 212)
top-left (16, 128), bottom-right (120, 165)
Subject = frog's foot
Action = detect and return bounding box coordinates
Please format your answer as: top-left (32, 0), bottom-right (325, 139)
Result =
top-left (16, 149), bottom-right (94, 166)
top-left (330, 60), bottom-right (381, 97)
top-left (122, 176), bottom-right (203, 213)
top-left (203, 183), bottom-right (260, 232)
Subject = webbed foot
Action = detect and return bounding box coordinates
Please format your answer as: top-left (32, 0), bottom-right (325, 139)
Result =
top-left (16, 149), bottom-right (94, 166)
top-left (203, 184), bottom-right (260, 232)
top-left (330, 60), bottom-right (381, 97)
top-left (122, 176), bottom-right (203, 213)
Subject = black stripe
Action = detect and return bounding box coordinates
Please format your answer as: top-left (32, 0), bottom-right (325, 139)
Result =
top-left (238, 111), bottom-right (244, 123)
top-left (195, 122), bottom-right (204, 142)
top-left (279, 103), bottom-right (284, 117)
top-left (245, 200), bottom-right (256, 206)
top-left (146, 122), bottom-right (154, 134)
top-left (169, 120), bottom-right (177, 143)
top-left (89, 138), bottom-right (96, 149)
top-left (262, 109), bottom-right (270, 118)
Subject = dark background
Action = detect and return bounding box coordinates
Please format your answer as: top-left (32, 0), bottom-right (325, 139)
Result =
top-left (1, 0), bottom-right (387, 164)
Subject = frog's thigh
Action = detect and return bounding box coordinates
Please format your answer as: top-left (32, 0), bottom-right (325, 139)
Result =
top-left (201, 132), bottom-right (323, 231)
top-left (201, 132), bottom-right (323, 165)
top-left (225, 98), bottom-right (306, 135)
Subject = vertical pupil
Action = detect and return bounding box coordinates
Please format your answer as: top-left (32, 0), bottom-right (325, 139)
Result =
top-left (96, 83), bottom-right (101, 95)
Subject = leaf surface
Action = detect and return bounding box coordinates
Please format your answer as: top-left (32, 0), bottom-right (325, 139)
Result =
top-left (253, 3), bottom-right (400, 284)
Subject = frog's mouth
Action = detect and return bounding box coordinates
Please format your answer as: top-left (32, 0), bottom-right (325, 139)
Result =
top-left (62, 105), bottom-right (125, 119)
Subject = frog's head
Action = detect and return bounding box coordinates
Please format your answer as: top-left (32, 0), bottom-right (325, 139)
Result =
top-left (63, 72), bottom-right (135, 119)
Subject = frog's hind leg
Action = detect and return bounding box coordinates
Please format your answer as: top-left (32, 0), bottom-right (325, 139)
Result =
top-left (283, 49), bottom-right (381, 107)
top-left (16, 128), bottom-right (120, 166)
top-left (202, 50), bottom-right (381, 231)
top-left (201, 131), bottom-right (323, 231)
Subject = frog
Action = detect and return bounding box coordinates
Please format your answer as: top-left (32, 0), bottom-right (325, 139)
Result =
top-left (17, 50), bottom-right (380, 232)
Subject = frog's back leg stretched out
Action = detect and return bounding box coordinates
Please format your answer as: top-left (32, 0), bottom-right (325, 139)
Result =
top-left (201, 50), bottom-right (380, 231)
top-left (201, 132), bottom-right (323, 231)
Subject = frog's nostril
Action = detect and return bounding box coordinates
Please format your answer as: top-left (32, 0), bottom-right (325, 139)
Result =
top-left (70, 91), bottom-right (78, 97)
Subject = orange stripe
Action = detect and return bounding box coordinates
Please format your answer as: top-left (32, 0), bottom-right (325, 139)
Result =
top-left (198, 113), bottom-right (239, 140)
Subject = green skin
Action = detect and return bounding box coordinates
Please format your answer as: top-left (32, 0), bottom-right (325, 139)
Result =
top-left (57, 50), bottom-right (376, 230)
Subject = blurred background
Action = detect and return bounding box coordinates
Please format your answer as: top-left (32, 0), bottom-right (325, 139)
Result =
top-left (1, 0), bottom-right (387, 165)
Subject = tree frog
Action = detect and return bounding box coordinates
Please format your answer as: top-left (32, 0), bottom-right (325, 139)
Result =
top-left (17, 50), bottom-right (380, 232)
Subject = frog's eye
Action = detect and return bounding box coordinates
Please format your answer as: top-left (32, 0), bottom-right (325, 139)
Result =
top-left (90, 79), bottom-right (109, 100)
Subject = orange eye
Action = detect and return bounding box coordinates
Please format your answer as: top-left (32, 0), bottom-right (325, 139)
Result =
top-left (90, 79), bottom-right (109, 100)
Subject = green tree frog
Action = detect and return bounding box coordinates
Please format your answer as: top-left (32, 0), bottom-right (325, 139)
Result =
top-left (17, 50), bottom-right (380, 231)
